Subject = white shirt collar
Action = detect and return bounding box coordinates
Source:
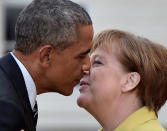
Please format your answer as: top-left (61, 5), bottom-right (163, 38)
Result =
top-left (10, 52), bottom-right (37, 109)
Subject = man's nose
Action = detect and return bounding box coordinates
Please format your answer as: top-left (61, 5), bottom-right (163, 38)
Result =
top-left (82, 55), bottom-right (90, 72)
top-left (83, 70), bottom-right (90, 76)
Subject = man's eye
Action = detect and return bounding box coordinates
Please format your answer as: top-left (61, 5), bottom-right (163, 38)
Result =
top-left (78, 55), bottom-right (86, 59)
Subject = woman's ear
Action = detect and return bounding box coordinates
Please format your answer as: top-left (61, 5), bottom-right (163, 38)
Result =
top-left (121, 72), bottom-right (140, 93)
top-left (38, 45), bottom-right (54, 67)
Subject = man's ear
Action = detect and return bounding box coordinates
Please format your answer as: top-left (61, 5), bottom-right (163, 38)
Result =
top-left (38, 45), bottom-right (54, 67)
top-left (121, 72), bottom-right (140, 93)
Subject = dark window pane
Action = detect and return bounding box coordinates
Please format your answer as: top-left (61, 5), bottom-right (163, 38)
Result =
top-left (5, 7), bottom-right (23, 40)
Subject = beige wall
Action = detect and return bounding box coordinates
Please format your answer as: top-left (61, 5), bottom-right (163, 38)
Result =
top-left (88, 0), bottom-right (167, 46)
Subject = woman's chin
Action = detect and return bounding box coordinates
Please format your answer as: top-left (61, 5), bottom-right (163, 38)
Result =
top-left (77, 94), bottom-right (88, 108)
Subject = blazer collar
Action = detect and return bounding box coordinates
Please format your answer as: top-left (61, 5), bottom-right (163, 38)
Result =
top-left (114, 106), bottom-right (157, 131)
top-left (0, 53), bottom-right (32, 111)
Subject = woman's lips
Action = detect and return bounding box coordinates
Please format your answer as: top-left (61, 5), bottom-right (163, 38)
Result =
top-left (80, 80), bottom-right (89, 86)
top-left (79, 80), bottom-right (89, 92)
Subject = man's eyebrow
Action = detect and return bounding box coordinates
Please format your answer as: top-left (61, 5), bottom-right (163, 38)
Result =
top-left (80, 48), bottom-right (91, 55)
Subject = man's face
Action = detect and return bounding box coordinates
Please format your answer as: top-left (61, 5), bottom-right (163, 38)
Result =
top-left (46, 25), bottom-right (93, 95)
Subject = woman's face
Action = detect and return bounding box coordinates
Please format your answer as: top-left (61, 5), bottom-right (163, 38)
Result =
top-left (77, 44), bottom-right (128, 110)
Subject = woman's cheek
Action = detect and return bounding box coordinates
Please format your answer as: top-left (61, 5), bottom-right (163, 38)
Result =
top-left (90, 69), bottom-right (101, 88)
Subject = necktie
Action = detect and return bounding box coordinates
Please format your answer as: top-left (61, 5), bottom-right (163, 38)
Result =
top-left (32, 101), bottom-right (38, 126)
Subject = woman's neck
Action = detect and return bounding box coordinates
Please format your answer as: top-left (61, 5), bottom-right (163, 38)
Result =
top-left (93, 94), bottom-right (143, 131)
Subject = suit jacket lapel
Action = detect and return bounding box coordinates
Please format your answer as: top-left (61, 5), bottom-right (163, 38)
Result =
top-left (0, 53), bottom-right (32, 111)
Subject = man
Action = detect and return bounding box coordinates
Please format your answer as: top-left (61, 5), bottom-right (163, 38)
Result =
top-left (0, 0), bottom-right (93, 130)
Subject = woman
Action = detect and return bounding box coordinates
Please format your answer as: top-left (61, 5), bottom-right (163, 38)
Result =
top-left (77, 29), bottom-right (167, 131)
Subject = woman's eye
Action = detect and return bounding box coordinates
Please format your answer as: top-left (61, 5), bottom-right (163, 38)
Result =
top-left (93, 60), bottom-right (102, 65)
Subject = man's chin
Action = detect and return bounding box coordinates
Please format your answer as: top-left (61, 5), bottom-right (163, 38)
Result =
top-left (61, 90), bottom-right (73, 96)
top-left (61, 81), bottom-right (79, 96)
top-left (58, 88), bottom-right (74, 96)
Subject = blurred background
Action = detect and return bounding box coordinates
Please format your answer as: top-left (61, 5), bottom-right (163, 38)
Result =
top-left (0, 0), bottom-right (167, 130)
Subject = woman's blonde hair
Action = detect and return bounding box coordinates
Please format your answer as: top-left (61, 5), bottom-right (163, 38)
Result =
top-left (91, 29), bottom-right (167, 113)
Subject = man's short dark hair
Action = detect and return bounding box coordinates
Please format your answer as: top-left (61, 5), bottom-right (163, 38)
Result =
top-left (15, 0), bottom-right (92, 54)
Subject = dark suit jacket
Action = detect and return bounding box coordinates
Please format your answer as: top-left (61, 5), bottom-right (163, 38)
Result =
top-left (0, 53), bottom-right (36, 131)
